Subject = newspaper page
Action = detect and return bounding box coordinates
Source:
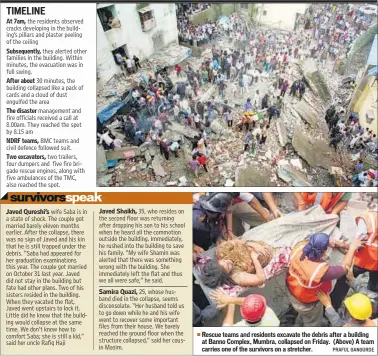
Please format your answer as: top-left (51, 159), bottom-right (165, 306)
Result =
top-left (1, 2), bottom-right (378, 356)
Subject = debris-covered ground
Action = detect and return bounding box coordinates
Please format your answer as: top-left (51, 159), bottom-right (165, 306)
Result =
top-left (97, 5), bottom-right (374, 187)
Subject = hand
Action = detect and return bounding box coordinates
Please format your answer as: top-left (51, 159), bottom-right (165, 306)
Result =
top-left (350, 239), bottom-right (366, 251)
top-left (250, 251), bottom-right (260, 260)
top-left (273, 209), bottom-right (283, 219)
top-left (252, 244), bottom-right (270, 258)
top-left (193, 244), bottom-right (204, 254)
top-left (209, 289), bottom-right (231, 309)
top-left (227, 231), bottom-right (237, 240)
top-left (263, 213), bottom-right (274, 222)
top-left (298, 202), bottom-right (307, 211)
top-left (317, 290), bottom-right (332, 307)
top-left (346, 265), bottom-right (355, 281)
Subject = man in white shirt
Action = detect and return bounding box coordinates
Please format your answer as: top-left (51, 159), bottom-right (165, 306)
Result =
top-left (244, 52), bottom-right (251, 71)
top-left (98, 130), bottom-right (114, 150)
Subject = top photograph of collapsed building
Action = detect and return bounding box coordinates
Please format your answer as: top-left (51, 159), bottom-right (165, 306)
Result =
top-left (96, 3), bottom-right (378, 187)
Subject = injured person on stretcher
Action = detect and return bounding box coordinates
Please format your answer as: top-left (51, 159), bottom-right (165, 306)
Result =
top-left (193, 204), bottom-right (346, 296)
top-left (199, 239), bottom-right (300, 288)
top-left (202, 239), bottom-right (276, 288)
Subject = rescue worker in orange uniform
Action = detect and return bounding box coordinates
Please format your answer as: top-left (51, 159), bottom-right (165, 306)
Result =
top-left (331, 209), bottom-right (378, 311)
top-left (286, 232), bottom-right (364, 326)
top-left (293, 192), bottom-right (351, 215)
top-left (317, 290), bottom-right (377, 327)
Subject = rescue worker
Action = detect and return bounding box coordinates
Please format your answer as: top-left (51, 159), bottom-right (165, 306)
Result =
top-left (210, 290), bottom-right (280, 326)
top-left (330, 209), bottom-right (378, 311)
top-left (286, 233), bottom-right (365, 326)
top-left (252, 192), bottom-right (285, 219)
top-left (193, 302), bottom-right (218, 327)
top-left (192, 193), bottom-right (236, 256)
top-left (317, 291), bottom-right (377, 327)
top-left (293, 192), bottom-right (351, 215)
top-left (226, 193), bottom-right (274, 237)
top-left (344, 265), bottom-right (378, 319)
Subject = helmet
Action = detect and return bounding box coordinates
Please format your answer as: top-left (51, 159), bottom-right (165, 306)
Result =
top-left (200, 193), bottom-right (234, 214)
top-left (344, 293), bottom-right (372, 321)
top-left (241, 294), bottom-right (267, 323)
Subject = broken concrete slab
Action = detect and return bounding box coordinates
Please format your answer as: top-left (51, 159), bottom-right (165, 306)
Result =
top-left (151, 156), bottom-right (166, 177)
top-left (196, 86), bottom-right (216, 103)
top-left (105, 147), bottom-right (140, 161)
top-left (144, 151), bottom-right (152, 163)
top-left (265, 150), bottom-right (272, 160)
top-left (167, 122), bottom-right (198, 139)
top-left (97, 174), bottom-right (113, 186)
top-left (292, 128), bottom-right (333, 169)
top-left (211, 118), bottom-right (227, 135)
top-left (329, 166), bottom-right (343, 176)
top-left (137, 162), bottom-right (148, 171)
top-left (97, 145), bottom-right (108, 176)
top-left (302, 59), bottom-right (332, 106)
top-left (278, 164), bottom-right (312, 187)
top-left (290, 158), bottom-right (303, 170)
top-left (276, 119), bottom-right (288, 147)
top-left (293, 101), bottom-right (318, 128)
top-left (148, 146), bottom-right (159, 157)
top-left (235, 167), bottom-right (277, 186)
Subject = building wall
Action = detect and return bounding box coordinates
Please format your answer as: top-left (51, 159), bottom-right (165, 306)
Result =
top-left (256, 3), bottom-right (309, 31)
top-left (235, 4), bottom-right (257, 19)
top-left (189, 4), bottom-right (236, 26)
top-left (353, 76), bottom-right (377, 135)
top-left (97, 3), bottom-right (178, 82)
top-left (96, 14), bottom-right (120, 82)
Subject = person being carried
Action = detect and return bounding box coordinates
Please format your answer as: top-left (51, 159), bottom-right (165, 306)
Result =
top-left (202, 239), bottom-right (271, 288)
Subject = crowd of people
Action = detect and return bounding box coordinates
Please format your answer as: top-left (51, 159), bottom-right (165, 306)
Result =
top-left (114, 52), bottom-right (142, 76)
top-left (324, 105), bottom-right (378, 187)
top-left (98, 3), bottom-right (376, 185)
top-left (193, 192), bottom-right (378, 328)
top-left (177, 4), bottom-right (217, 45)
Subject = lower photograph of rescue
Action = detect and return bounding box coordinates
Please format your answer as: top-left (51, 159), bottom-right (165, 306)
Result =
top-left (192, 192), bottom-right (377, 327)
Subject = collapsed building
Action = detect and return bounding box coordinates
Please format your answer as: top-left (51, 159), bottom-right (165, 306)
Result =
top-left (96, 5), bottom-right (377, 187)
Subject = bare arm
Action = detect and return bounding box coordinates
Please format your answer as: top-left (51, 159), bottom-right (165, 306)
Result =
top-left (232, 253), bottom-right (265, 287)
top-left (341, 239), bottom-right (365, 270)
top-left (252, 253), bottom-right (265, 284)
top-left (226, 210), bottom-right (233, 235)
top-left (261, 193), bottom-right (277, 212)
top-left (261, 193), bottom-right (282, 218)
top-left (222, 304), bottom-right (235, 326)
top-left (250, 198), bottom-right (273, 221)
top-left (330, 201), bottom-right (348, 215)
top-left (292, 193), bottom-right (307, 210)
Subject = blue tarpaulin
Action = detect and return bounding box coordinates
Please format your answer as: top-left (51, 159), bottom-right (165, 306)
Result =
top-left (97, 100), bottom-right (127, 124)
top-left (107, 160), bottom-right (118, 168)
top-left (367, 35), bottom-right (377, 66)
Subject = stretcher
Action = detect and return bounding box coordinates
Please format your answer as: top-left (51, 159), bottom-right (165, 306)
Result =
top-left (193, 206), bottom-right (343, 316)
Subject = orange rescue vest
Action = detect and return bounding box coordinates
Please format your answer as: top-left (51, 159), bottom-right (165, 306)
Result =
top-left (354, 211), bottom-right (378, 271)
top-left (287, 241), bottom-right (332, 303)
top-left (343, 319), bottom-right (377, 327)
top-left (301, 192), bottom-right (344, 213)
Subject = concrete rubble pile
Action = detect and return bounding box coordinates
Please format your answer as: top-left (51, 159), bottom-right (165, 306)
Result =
top-left (97, 20), bottom-right (358, 187)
